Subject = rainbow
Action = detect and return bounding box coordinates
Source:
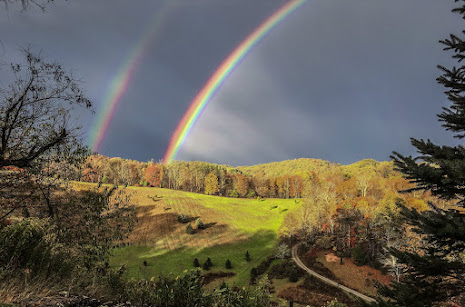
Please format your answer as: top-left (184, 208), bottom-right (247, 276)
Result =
top-left (89, 2), bottom-right (175, 153)
top-left (163, 0), bottom-right (307, 164)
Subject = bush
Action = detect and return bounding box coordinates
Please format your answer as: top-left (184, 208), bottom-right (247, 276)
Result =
top-left (250, 267), bottom-right (258, 279)
top-left (351, 244), bottom-right (369, 266)
top-left (186, 224), bottom-right (194, 234)
top-left (245, 250), bottom-right (251, 262)
top-left (195, 218), bottom-right (204, 229)
top-left (206, 257), bottom-right (213, 268)
top-left (246, 189), bottom-right (256, 198)
top-left (219, 280), bottom-right (228, 289)
top-left (323, 298), bottom-right (348, 307)
top-left (315, 235), bottom-right (334, 249)
top-left (0, 218), bottom-right (72, 278)
top-left (230, 190), bottom-right (239, 198)
top-left (178, 213), bottom-right (188, 223)
top-left (225, 259), bottom-right (232, 269)
top-left (203, 261), bottom-right (210, 270)
top-left (275, 243), bottom-right (291, 259)
top-left (193, 258), bottom-right (200, 268)
top-left (120, 270), bottom-right (274, 306)
top-left (268, 260), bottom-right (304, 280)
top-left (289, 269), bottom-right (298, 282)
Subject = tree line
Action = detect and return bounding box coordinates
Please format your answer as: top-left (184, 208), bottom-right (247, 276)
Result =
top-left (80, 156), bottom-right (425, 203)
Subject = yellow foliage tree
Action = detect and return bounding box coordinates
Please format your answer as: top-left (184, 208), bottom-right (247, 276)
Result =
top-left (204, 172), bottom-right (219, 195)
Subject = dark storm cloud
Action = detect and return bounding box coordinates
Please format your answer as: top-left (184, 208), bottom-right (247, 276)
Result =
top-left (0, 0), bottom-right (463, 165)
top-left (179, 0), bottom-right (462, 165)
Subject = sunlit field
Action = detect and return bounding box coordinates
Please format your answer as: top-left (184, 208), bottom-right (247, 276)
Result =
top-left (74, 182), bottom-right (301, 286)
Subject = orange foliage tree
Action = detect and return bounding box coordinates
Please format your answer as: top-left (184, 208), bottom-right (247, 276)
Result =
top-left (234, 173), bottom-right (249, 197)
top-left (144, 163), bottom-right (164, 187)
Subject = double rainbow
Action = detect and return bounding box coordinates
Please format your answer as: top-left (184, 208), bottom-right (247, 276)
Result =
top-left (163, 0), bottom-right (307, 164)
top-left (89, 2), bottom-right (175, 153)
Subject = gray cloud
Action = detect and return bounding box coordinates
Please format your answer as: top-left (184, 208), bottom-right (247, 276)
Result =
top-left (0, 0), bottom-right (462, 165)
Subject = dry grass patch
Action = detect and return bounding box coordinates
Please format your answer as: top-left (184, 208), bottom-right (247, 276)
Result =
top-left (315, 250), bottom-right (392, 297)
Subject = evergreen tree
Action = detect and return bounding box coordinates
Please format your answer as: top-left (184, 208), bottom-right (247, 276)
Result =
top-left (374, 1), bottom-right (465, 306)
top-left (289, 268), bottom-right (298, 283)
top-left (195, 218), bottom-right (205, 229)
top-left (206, 257), bottom-right (213, 268)
top-left (245, 250), bottom-right (251, 262)
top-left (193, 258), bottom-right (200, 268)
top-left (225, 259), bottom-right (232, 269)
top-left (186, 224), bottom-right (194, 234)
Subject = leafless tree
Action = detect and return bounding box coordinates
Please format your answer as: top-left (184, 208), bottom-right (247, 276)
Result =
top-left (1, 0), bottom-right (54, 12)
top-left (0, 48), bottom-right (92, 168)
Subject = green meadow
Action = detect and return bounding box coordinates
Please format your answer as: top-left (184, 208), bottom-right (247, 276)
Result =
top-left (75, 183), bottom-right (301, 286)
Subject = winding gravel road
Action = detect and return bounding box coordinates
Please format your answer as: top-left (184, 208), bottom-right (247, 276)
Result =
top-left (291, 244), bottom-right (376, 303)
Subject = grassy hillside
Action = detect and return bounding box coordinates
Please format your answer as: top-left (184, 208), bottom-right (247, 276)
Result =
top-left (74, 182), bottom-right (300, 286)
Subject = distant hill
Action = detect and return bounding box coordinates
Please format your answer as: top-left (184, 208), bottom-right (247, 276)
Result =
top-left (237, 158), bottom-right (396, 179)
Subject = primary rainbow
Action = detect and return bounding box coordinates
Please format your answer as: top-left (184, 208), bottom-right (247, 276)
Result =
top-left (163, 0), bottom-right (307, 164)
top-left (89, 2), bottom-right (174, 153)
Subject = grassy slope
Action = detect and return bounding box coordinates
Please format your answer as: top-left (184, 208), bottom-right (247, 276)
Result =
top-left (75, 182), bottom-right (300, 286)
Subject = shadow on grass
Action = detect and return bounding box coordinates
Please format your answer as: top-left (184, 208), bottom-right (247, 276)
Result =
top-left (129, 205), bottom-right (179, 243)
top-left (203, 222), bottom-right (217, 229)
top-left (185, 216), bottom-right (201, 223)
top-left (113, 229), bottom-right (279, 286)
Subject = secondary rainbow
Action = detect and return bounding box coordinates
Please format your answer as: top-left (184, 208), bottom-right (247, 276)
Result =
top-left (163, 0), bottom-right (307, 164)
top-left (89, 2), bottom-right (174, 153)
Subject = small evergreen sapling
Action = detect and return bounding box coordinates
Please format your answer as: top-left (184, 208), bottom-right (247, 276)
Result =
top-left (250, 267), bottom-right (258, 284)
top-left (177, 213), bottom-right (188, 223)
top-left (289, 269), bottom-right (298, 282)
top-left (186, 224), bottom-right (194, 234)
top-left (195, 218), bottom-right (204, 229)
top-left (225, 259), bottom-right (232, 269)
top-left (245, 250), bottom-right (251, 262)
top-left (193, 258), bottom-right (200, 267)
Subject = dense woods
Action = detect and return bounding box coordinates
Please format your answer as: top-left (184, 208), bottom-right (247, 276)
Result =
top-left (80, 155), bottom-right (442, 283)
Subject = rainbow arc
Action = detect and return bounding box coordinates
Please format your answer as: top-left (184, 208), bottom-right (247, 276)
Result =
top-left (163, 0), bottom-right (307, 164)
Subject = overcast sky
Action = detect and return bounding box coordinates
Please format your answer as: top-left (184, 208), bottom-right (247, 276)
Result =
top-left (0, 0), bottom-right (462, 166)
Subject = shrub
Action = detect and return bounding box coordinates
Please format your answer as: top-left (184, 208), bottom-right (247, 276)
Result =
top-left (0, 218), bottom-right (72, 278)
top-left (177, 214), bottom-right (188, 223)
top-left (250, 267), bottom-right (258, 279)
top-left (219, 280), bottom-right (228, 289)
top-left (268, 260), bottom-right (304, 280)
top-left (143, 260), bottom-right (148, 266)
top-left (120, 270), bottom-right (274, 306)
top-left (193, 258), bottom-right (200, 268)
top-left (246, 189), bottom-right (256, 198)
top-left (230, 190), bottom-right (239, 198)
top-left (289, 269), bottom-right (298, 282)
top-left (186, 224), bottom-right (194, 234)
top-left (225, 259), bottom-right (232, 269)
top-left (245, 250), bottom-right (251, 262)
top-left (323, 298), bottom-right (347, 307)
top-left (351, 244), bottom-right (369, 266)
top-left (195, 218), bottom-right (205, 229)
top-left (206, 257), bottom-right (213, 268)
top-left (203, 261), bottom-right (210, 270)
top-left (315, 235), bottom-right (334, 249)
top-left (275, 243), bottom-right (291, 259)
